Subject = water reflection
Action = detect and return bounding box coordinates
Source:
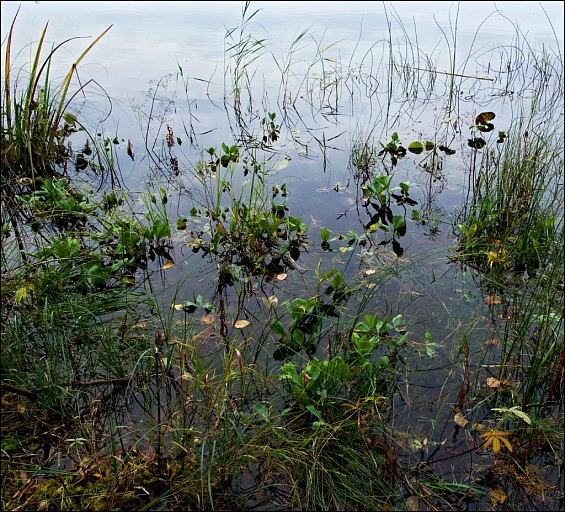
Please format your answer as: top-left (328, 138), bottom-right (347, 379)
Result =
top-left (2, 1), bottom-right (562, 509)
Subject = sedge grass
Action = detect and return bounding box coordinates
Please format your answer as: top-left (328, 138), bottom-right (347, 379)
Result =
top-left (2, 5), bottom-right (564, 511)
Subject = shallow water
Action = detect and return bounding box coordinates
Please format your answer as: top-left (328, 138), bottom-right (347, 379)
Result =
top-left (2, 1), bottom-right (563, 509)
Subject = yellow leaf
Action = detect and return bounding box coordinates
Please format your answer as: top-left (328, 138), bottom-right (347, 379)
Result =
top-left (492, 437), bottom-right (501, 454)
top-left (201, 314), bottom-right (215, 324)
top-left (486, 377), bottom-right (501, 388)
top-left (454, 411), bottom-right (469, 427)
top-left (499, 435), bottom-right (513, 452)
top-left (479, 429), bottom-right (513, 454)
top-left (233, 319), bottom-right (250, 329)
top-left (216, 222), bottom-right (228, 236)
top-left (489, 488), bottom-right (507, 506)
top-left (161, 260), bottom-right (175, 270)
top-left (15, 287), bottom-right (27, 305)
top-left (173, 304), bottom-right (184, 310)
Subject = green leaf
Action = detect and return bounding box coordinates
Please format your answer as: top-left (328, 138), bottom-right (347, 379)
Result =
top-left (281, 362), bottom-right (299, 383)
top-left (306, 405), bottom-right (322, 419)
top-left (492, 406), bottom-right (532, 425)
top-left (253, 403), bottom-right (269, 422)
top-left (63, 113), bottom-right (78, 124)
top-left (271, 319), bottom-right (286, 337)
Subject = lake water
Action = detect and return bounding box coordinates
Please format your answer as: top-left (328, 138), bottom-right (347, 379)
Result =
top-left (2, 1), bottom-right (563, 509)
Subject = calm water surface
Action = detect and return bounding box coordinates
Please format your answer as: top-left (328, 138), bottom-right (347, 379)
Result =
top-left (2, 1), bottom-right (563, 508)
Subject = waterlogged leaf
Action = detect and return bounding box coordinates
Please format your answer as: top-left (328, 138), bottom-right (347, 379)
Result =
top-left (161, 260), bottom-right (175, 270)
top-left (484, 338), bottom-right (500, 345)
top-left (489, 488), bottom-right (507, 506)
top-left (439, 145), bottom-right (456, 155)
top-left (485, 295), bottom-right (501, 305)
top-left (233, 319), bottom-right (250, 329)
top-left (253, 403), bottom-right (269, 422)
top-left (475, 112), bottom-right (496, 125)
top-left (262, 295), bottom-right (279, 308)
top-left (468, 137), bottom-right (486, 149)
top-left (407, 141), bottom-right (424, 154)
top-left (406, 496), bottom-right (420, 511)
top-left (273, 158), bottom-right (290, 170)
top-left (201, 314), bottom-right (215, 325)
top-left (486, 377), bottom-right (501, 388)
top-left (454, 411), bottom-right (469, 427)
top-left (476, 123), bottom-right (494, 133)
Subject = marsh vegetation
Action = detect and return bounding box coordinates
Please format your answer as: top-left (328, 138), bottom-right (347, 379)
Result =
top-left (1, 2), bottom-right (563, 510)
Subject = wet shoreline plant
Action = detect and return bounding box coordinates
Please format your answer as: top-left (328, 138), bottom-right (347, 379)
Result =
top-left (1, 4), bottom-right (564, 511)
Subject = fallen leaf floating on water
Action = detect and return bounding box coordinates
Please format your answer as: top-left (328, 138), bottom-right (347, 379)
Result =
top-left (405, 496), bottom-right (420, 512)
top-left (233, 319), bottom-right (250, 329)
top-left (161, 260), bottom-right (175, 270)
top-left (362, 268), bottom-right (376, 276)
top-left (486, 377), bottom-right (501, 388)
top-left (489, 488), bottom-right (507, 507)
top-left (484, 338), bottom-right (500, 345)
top-left (484, 295), bottom-right (501, 305)
top-left (261, 296), bottom-right (279, 307)
top-left (276, 273), bottom-right (288, 281)
top-left (454, 411), bottom-right (469, 427)
top-left (485, 376), bottom-right (511, 388)
top-left (201, 314), bottom-right (215, 325)
top-left (173, 304), bottom-right (184, 311)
